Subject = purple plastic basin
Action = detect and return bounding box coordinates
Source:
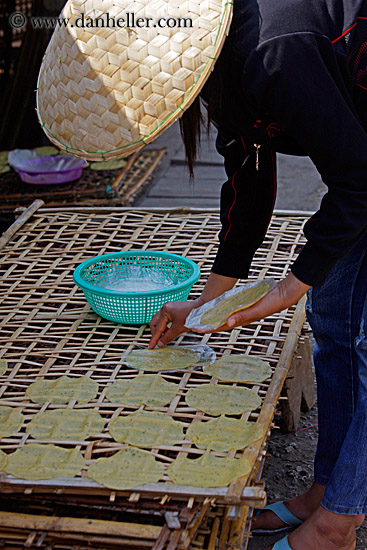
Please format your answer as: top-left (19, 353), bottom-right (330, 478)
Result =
top-left (16, 156), bottom-right (87, 184)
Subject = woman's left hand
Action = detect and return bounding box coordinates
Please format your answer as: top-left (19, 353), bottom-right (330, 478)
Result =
top-left (193, 272), bottom-right (310, 333)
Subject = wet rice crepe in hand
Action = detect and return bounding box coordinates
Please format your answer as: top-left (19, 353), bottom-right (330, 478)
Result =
top-left (26, 376), bottom-right (98, 405)
top-left (201, 282), bottom-right (272, 327)
top-left (185, 384), bottom-right (262, 416)
top-left (88, 447), bottom-right (164, 490)
top-left (5, 444), bottom-right (85, 481)
top-left (167, 453), bottom-right (251, 488)
top-left (125, 347), bottom-right (200, 372)
top-left (204, 355), bottom-right (272, 383)
top-left (109, 410), bottom-right (184, 448)
top-left (186, 416), bottom-right (264, 452)
top-left (0, 406), bottom-right (24, 438)
top-left (26, 409), bottom-right (105, 441)
top-left (185, 280), bottom-right (275, 331)
top-left (106, 375), bottom-right (178, 407)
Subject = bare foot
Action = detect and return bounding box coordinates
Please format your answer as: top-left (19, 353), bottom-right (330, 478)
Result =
top-left (355, 514), bottom-right (365, 528)
top-left (265, 505), bottom-right (364, 550)
top-left (253, 482), bottom-right (326, 532)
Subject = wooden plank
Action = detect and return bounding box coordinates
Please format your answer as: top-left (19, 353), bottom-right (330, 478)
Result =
top-left (0, 511), bottom-right (162, 539)
top-left (227, 506), bottom-right (250, 550)
top-left (151, 525), bottom-right (171, 550)
top-left (109, 152), bottom-right (138, 190)
top-left (166, 529), bottom-right (182, 550)
top-left (208, 516), bottom-right (221, 550)
top-left (180, 502), bottom-right (211, 549)
top-left (0, 530), bottom-right (155, 548)
top-left (0, 478), bottom-right (266, 506)
top-left (0, 200), bottom-right (44, 250)
top-left (282, 335), bottom-right (316, 431)
top-left (218, 513), bottom-right (231, 550)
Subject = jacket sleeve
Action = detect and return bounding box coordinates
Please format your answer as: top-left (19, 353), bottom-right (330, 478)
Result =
top-left (211, 133), bottom-right (277, 279)
top-left (243, 32), bottom-right (367, 286)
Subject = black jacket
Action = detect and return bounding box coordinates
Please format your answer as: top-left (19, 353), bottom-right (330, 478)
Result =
top-left (200, 0), bottom-right (367, 286)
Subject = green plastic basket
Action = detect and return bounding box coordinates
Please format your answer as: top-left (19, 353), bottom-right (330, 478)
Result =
top-left (73, 250), bottom-right (201, 325)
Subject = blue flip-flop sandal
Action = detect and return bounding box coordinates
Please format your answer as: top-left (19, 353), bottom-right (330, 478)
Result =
top-left (252, 501), bottom-right (303, 535)
top-left (270, 522), bottom-right (365, 548)
top-left (272, 535), bottom-right (293, 549)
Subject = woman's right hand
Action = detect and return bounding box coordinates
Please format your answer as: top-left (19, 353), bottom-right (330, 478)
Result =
top-left (149, 272), bottom-right (238, 349)
top-left (148, 299), bottom-right (200, 349)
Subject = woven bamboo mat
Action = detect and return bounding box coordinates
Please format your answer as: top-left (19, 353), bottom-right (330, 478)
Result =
top-left (0, 148), bottom-right (165, 210)
top-left (0, 205), bottom-right (308, 506)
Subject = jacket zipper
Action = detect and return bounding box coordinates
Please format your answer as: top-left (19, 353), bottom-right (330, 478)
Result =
top-left (254, 143), bottom-right (261, 171)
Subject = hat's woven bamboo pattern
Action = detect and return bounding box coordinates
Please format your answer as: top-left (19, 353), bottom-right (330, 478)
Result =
top-left (36, 0), bottom-right (233, 160)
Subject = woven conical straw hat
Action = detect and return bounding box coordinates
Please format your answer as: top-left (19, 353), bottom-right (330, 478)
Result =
top-left (36, 0), bottom-right (233, 161)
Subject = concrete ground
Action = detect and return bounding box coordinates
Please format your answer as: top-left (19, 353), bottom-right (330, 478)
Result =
top-left (137, 120), bottom-right (326, 211)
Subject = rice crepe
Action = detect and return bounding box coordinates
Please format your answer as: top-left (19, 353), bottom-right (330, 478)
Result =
top-left (167, 453), bottom-right (251, 487)
top-left (204, 355), bottom-right (272, 383)
top-left (109, 410), bottom-right (184, 448)
top-left (186, 416), bottom-right (263, 452)
top-left (5, 444), bottom-right (84, 480)
top-left (106, 375), bottom-right (178, 408)
top-left (88, 447), bottom-right (164, 490)
top-left (185, 384), bottom-right (262, 416)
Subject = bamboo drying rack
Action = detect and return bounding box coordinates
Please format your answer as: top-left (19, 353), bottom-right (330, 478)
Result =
top-left (0, 491), bottom-right (212, 550)
top-left (0, 202), bottom-right (310, 549)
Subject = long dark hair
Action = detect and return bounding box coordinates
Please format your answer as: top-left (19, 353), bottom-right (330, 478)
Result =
top-left (178, 65), bottom-right (224, 180)
top-left (178, 98), bottom-right (205, 181)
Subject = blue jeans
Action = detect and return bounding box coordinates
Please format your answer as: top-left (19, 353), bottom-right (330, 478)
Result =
top-left (306, 234), bottom-right (367, 514)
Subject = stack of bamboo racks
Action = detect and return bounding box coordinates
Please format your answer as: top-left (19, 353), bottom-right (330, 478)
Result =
top-left (0, 202), bottom-right (310, 549)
